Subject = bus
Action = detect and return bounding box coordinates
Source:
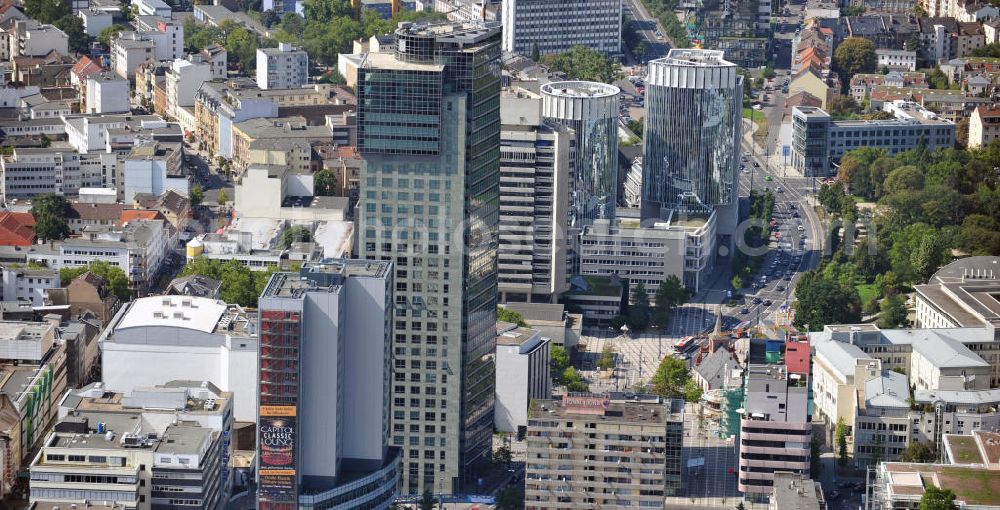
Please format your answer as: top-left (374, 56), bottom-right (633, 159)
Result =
top-left (674, 336), bottom-right (694, 353)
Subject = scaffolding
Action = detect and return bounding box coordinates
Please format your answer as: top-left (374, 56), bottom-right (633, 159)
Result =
top-left (719, 387), bottom-right (743, 440)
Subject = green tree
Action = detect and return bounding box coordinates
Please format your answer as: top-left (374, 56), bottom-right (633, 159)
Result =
top-left (834, 37), bottom-right (877, 82)
top-left (927, 67), bottom-right (953, 89)
top-left (189, 184), bottom-right (204, 207)
top-left (632, 41), bottom-right (648, 62)
top-left (731, 275), bottom-right (743, 291)
top-left (226, 27), bottom-right (261, 71)
top-left (550, 345), bottom-right (570, 384)
top-left (879, 294), bottom-right (909, 328)
top-left (216, 189), bottom-right (229, 206)
top-left (218, 260), bottom-right (257, 306)
top-left (627, 283), bottom-right (650, 332)
top-left (279, 225), bottom-right (312, 249)
top-left (627, 119), bottom-right (643, 137)
top-left (497, 306), bottom-right (528, 327)
top-left (280, 12), bottom-right (305, 36)
top-left (762, 66), bottom-right (776, 79)
top-left (24, 0), bottom-right (69, 23)
top-left (543, 45), bottom-right (622, 83)
top-left (683, 379), bottom-right (703, 403)
top-left (810, 436), bottom-right (823, 478)
top-left (735, 503), bottom-right (746, 510)
top-left (260, 9), bottom-right (280, 27)
top-left (562, 367), bottom-right (589, 392)
top-left (871, 433), bottom-right (884, 466)
top-left (418, 488), bottom-right (436, 510)
top-left (493, 445), bottom-right (512, 467)
top-left (314, 169), bottom-right (337, 196)
top-left (496, 486), bottom-right (525, 510)
top-left (650, 356), bottom-right (692, 399)
top-left (530, 42), bottom-right (540, 61)
top-left (836, 417), bottom-right (849, 467)
top-left (919, 486), bottom-right (958, 510)
top-left (828, 94), bottom-right (859, 120)
top-left (55, 15), bottom-right (88, 53)
top-left (899, 441), bottom-right (938, 463)
top-left (39, 133), bottom-right (51, 148)
top-left (597, 345), bottom-right (616, 370)
top-left (653, 275), bottom-right (686, 325)
top-left (32, 193), bottom-right (70, 242)
top-left (793, 270), bottom-right (862, 331)
top-left (59, 261), bottom-right (131, 301)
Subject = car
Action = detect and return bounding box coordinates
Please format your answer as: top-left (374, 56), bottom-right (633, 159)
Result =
top-left (776, 286), bottom-right (785, 292)
top-left (742, 168), bottom-right (750, 174)
top-left (764, 175), bottom-right (772, 181)
top-left (783, 275), bottom-right (792, 281)
top-left (740, 307), bottom-right (750, 314)
top-left (753, 161), bottom-right (761, 168)
top-left (792, 211), bottom-right (800, 218)
top-left (763, 300), bottom-right (772, 306)
top-left (776, 186), bottom-right (783, 193)
top-left (797, 225), bottom-right (805, 231)
top-left (752, 297), bottom-right (762, 304)
top-left (752, 104), bottom-right (763, 111)
top-left (743, 150), bottom-right (750, 157)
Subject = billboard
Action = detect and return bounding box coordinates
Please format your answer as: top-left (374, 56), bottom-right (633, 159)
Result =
top-left (259, 406), bottom-right (297, 502)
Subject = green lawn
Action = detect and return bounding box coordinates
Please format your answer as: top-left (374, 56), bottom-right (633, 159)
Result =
top-left (742, 107), bottom-right (769, 144)
top-left (856, 283), bottom-right (879, 306)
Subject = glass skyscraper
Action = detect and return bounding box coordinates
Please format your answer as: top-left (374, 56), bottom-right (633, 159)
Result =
top-left (642, 49), bottom-right (742, 219)
top-left (357, 21), bottom-right (501, 495)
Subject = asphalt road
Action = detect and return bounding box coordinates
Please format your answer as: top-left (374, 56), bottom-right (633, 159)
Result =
top-left (622, 0), bottom-right (673, 61)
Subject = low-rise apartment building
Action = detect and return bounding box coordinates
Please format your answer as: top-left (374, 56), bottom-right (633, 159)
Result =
top-left (495, 324), bottom-right (551, 434)
top-left (791, 101), bottom-right (956, 176)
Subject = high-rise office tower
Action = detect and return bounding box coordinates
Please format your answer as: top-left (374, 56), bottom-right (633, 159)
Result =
top-left (499, 87), bottom-right (572, 303)
top-left (642, 49), bottom-right (742, 220)
top-left (541, 81), bottom-right (620, 226)
top-left (357, 21), bottom-right (502, 494)
top-left (256, 261), bottom-right (400, 509)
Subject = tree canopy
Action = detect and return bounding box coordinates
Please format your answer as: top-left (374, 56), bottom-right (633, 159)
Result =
top-left (497, 306), bottom-right (528, 327)
top-left (543, 45), bottom-right (622, 83)
top-left (181, 258), bottom-right (289, 307)
top-left (650, 356), bottom-right (700, 402)
top-left (314, 169), bottom-right (337, 196)
top-left (834, 37), bottom-right (877, 81)
top-left (919, 486), bottom-right (958, 510)
top-left (59, 260), bottom-right (131, 301)
top-left (32, 193), bottom-right (70, 242)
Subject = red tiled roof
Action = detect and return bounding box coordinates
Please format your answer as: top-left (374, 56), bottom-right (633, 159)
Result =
top-left (121, 209), bottom-right (163, 223)
top-left (785, 91), bottom-right (824, 108)
top-left (71, 56), bottom-right (102, 77)
top-left (976, 105), bottom-right (1000, 118)
top-left (67, 202), bottom-right (125, 222)
top-left (0, 211), bottom-right (35, 246)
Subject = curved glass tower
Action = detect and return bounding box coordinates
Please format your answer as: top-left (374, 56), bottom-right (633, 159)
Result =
top-left (642, 49), bottom-right (741, 219)
top-left (541, 81), bottom-right (620, 225)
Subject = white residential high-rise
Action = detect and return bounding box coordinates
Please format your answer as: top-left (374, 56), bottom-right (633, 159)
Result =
top-left (256, 43), bottom-right (308, 90)
top-left (499, 87), bottom-right (572, 302)
top-left (256, 261), bottom-right (399, 509)
top-left (500, 0), bottom-right (621, 56)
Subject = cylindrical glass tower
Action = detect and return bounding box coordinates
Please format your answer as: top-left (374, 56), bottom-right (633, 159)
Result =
top-left (643, 49), bottom-right (741, 219)
top-left (541, 81), bottom-right (620, 225)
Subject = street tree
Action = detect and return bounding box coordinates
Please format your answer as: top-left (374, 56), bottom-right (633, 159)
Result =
top-left (32, 193), bottom-right (70, 242)
top-left (834, 37), bottom-right (877, 81)
top-left (919, 486), bottom-right (958, 510)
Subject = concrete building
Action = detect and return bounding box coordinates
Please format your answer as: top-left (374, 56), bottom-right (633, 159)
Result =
top-left (233, 164), bottom-right (349, 222)
top-left (499, 87), bottom-right (572, 302)
top-left (500, 0), bottom-right (621, 56)
top-left (165, 57), bottom-right (213, 119)
top-left (562, 274), bottom-right (627, 325)
top-left (193, 79), bottom-right (280, 159)
top-left (876, 48), bottom-right (918, 71)
top-left (98, 295), bottom-right (259, 422)
top-left (9, 20), bottom-right (68, 58)
top-left (541, 81), bottom-right (619, 226)
top-left (915, 256), bottom-right (1000, 329)
top-left (969, 104), bottom-right (1000, 148)
top-left (738, 362), bottom-right (811, 500)
top-left (643, 49), bottom-right (741, 220)
top-left (29, 382), bottom-right (232, 510)
top-left (256, 43), bottom-right (308, 90)
top-left (769, 472), bottom-right (826, 510)
top-left (357, 21), bottom-right (502, 494)
top-left (231, 116), bottom-right (330, 173)
top-left (122, 141), bottom-right (188, 203)
top-left (525, 395), bottom-right (685, 508)
top-left (133, 0), bottom-right (172, 17)
top-left (86, 74), bottom-right (130, 114)
top-left (502, 302), bottom-right (582, 350)
top-left (579, 209), bottom-right (718, 294)
top-left (0, 321), bottom-right (66, 501)
top-left (134, 16), bottom-right (184, 62)
top-left (494, 323), bottom-right (550, 434)
top-left (1, 148), bottom-right (111, 199)
top-left (111, 32), bottom-right (155, 81)
top-left (78, 9), bottom-right (113, 37)
top-left (1, 267), bottom-right (59, 306)
top-left (791, 101), bottom-right (956, 177)
top-left (256, 261), bottom-right (400, 509)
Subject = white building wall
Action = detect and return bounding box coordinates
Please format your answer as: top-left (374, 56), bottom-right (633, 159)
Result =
top-left (86, 77), bottom-right (130, 114)
top-left (495, 344), bottom-right (530, 433)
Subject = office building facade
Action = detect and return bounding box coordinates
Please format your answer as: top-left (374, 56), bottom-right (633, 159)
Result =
top-left (499, 87), bottom-right (572, 302)
top-left (643, 49), bottom-right (741, 219)
top-left (494, 325), bottom-right (551, 434)
top-left (525, 395), bottom-right (684, 508)
top-left (541, 81), bottom-right (620, 226)
top-left (500, 0), bottom-right (621, 56)
top-left (357, 21), bottom-right (502, 494)
top-left (256, 261), bottom-right (399, 509)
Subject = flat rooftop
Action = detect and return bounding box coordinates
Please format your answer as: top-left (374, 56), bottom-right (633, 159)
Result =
top-left (114, 295), bottom-right (253, 337)
top-left (541, 81), bottom-right (620, 99)
top-left (363, 51), bottom-right (444, 73)
top-left (529, 395), bottom-right (683, 425)
top-left (261, 260), bottom-right (391, 299)
top-left (882, 462), bottom-right (1000, 507)
top-left (657, 48), bottom-right (734, 67)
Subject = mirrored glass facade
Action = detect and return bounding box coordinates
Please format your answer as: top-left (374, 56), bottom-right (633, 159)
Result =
top-left (642, 49), bottom-right (741, 219)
